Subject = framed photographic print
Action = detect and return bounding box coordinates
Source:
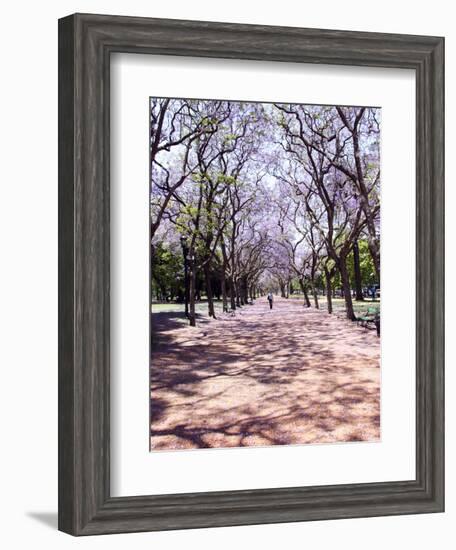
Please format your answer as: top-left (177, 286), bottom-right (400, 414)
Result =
top-left (58, 13), bottom-right (444, 535)
top-left (148, 96), bottom-right (382, 452)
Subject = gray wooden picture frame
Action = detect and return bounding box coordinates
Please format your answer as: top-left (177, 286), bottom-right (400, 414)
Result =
top-left (58, 13), bottom-right (444, 536)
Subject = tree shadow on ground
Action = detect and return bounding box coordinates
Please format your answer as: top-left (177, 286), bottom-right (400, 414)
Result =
top-left (150, 299), bottom-right (380, 450)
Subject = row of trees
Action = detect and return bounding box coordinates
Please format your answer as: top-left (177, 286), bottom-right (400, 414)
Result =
top-left (150, 98), bottom-right (380, 325)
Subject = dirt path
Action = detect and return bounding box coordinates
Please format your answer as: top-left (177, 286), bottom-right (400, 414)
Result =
top-left (150, 297), bottom-right (380, 450)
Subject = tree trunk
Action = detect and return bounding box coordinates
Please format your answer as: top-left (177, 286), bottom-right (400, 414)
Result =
top-left (183, 258), bottom-right (189, 317)
top-left (368, 240), bottom-right (381, 283)
top-left (243, 277), bottom-right (249, 304)
top-left (353, 240), bottom-right (364, 301)
top-left (311, 280), bottom-right (319, 309)
top-left (303, 285), bottom-right (311, 307)
top-left (299, 278), bottom-right (311, 308)
top-left (160, 284), bottom-right (167, 301)
top-left (229, 276), bottom-right (236, 310)
top-left (339, 257), bottom-right (356, 321)
top-left (235, 279), bottom-right (241, 308)
top-left (324, 268), bottom-right (333, 314)
top-left (195, 277), bottom-right (201, 302)
top-left (188, 262), bottom-right (197, 327)
top-left (221, 268), bottom-right (228, 313)
top-left (204, 262), bottom-right (216, 318)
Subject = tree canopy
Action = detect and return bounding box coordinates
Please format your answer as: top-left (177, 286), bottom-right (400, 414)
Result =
top-left (150, 98), bottom-right (380, 324)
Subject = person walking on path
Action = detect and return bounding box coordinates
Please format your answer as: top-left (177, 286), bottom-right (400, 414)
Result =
top-left (267, 292), bottom-right (274, 310)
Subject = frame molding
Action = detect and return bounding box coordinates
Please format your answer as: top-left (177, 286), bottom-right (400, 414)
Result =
top-left (58, 13), bottom-right (444, 535)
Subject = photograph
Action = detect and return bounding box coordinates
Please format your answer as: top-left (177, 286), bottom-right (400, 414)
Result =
top-left (149, 98), bottom-right (381, 451)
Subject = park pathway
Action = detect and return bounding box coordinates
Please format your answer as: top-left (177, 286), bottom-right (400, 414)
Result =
top-left (150, 297), bottom-right (380, 450)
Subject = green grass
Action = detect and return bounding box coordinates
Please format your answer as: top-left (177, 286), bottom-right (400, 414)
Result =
top-left (289, 294), bottom-right (380, 314)
top-left (151, 302), bottom-right (186, 313)
top-left (151, 299), bottom-right (226, 315)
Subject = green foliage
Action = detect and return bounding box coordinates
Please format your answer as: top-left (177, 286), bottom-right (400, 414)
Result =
top-left (347, 239), bottom-right (377, 286)
top-left (151, 242), bottom-right (184, 300)
top-left (216, 174), bottom-right (237, 186)
top-left (318, 242), bottom-right (376, 292)
top-left (222, 133), bottom-right (238, 145)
